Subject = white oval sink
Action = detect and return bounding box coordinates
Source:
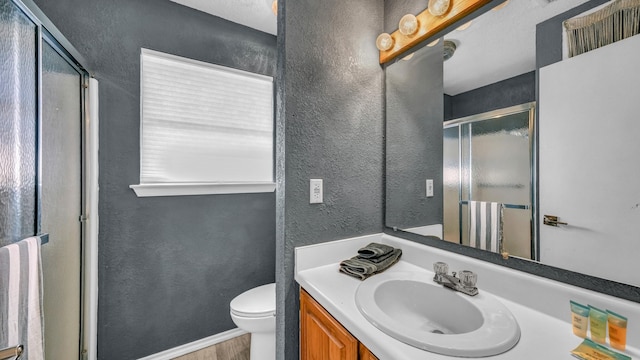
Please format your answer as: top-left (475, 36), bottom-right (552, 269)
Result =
top-left (355, 271), bottom-right (520, 357)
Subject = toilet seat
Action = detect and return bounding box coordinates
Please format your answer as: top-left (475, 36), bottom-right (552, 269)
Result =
top-left (230, 283), bottom-right (276, 318)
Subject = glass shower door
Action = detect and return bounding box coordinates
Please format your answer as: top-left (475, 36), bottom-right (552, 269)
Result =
top-left (444, 105), bottom-right (534, 259)
top-left (41, 40), bottom-right (83, 360)
top-left (0, 0), bottom-right (38, 246)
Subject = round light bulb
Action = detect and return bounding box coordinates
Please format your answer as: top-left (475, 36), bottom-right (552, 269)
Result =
top-left (428, 0), bottom-right (451, 16)
top-left (398, 14), bottom-right (419, 36)
top-left (427, 38), bottom-right (440, 47)
top-left (376, 33), bottom-right (394, 51)
top-left (456, 21), bottom-right (472, 31)
top-left (271, 0), bottom-right (277, 15)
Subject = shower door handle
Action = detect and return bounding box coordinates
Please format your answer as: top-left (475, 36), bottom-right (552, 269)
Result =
top-left (543, 215), bottom-right (568, 227)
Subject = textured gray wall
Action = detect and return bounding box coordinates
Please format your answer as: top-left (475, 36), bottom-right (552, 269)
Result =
top-left (444, 94), bottom-right (453, 121)
top-left (386, 44), bottom-right (444, 230)
top-left (446, 71), bottom-right (536, 121)
top-left (32, 1), bottom-right (277, 358)
top-left (276, 0), bottom-right (384, 358)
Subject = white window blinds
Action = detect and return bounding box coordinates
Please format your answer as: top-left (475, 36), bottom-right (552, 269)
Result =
top-left (140, 49), bottom-right (274, 185)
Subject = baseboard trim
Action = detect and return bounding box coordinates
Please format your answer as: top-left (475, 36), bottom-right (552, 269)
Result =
top-left (137, 328), bottom-right (248, 360)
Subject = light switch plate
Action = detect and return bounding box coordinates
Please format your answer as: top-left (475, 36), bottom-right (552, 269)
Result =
top-left (310, 179), bottom-right (323, 204)
top-left (426, 179), bottom-right (434, 197)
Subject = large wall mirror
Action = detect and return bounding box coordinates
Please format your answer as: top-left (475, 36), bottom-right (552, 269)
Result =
top-left (385, 0), bottom-right (640, 293)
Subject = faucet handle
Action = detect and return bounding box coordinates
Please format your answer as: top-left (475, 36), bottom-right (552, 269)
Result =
top-left (433, 262), bottom-right (449, 275)
top-left (459, 270), bottom-right (477, 289)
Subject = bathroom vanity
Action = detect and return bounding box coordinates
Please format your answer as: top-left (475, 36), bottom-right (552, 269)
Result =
top-left (300, 289), bottom-right (377, 360)
top-left (295, 233), bottom-right (640, 359)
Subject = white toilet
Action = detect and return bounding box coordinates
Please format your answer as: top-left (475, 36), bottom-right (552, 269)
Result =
top-left (230, 283), bottom-right (276, 360)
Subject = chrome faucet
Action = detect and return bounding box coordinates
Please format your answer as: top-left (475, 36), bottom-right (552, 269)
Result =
top-left (433, 262), bottom-right (478, 296)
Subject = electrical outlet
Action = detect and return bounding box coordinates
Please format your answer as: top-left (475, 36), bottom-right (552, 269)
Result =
top-left (310, 179), bottom-right (323, 204)
top-left (426, 179), bottom-right (434, 197)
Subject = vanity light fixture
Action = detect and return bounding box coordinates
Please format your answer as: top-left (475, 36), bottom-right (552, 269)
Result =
top-left (399, 14), bottom-right (419, 36)
top-left (376, 33), bottom-right (395, 51)
top-left (377, 0), bottom-right (493, 64)
top-left (456, 21), bottom-right (473, 31)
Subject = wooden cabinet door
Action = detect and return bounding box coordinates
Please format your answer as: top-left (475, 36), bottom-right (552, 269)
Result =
top-left (358, 343), bottom-right (378, 360)
top-left (300, 289), bottom-right (358, 360)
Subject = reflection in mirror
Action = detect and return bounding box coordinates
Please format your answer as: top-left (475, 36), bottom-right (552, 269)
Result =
top-left (386, 41), bottom-right (443, 236)
top-left (385, 0), bottom-right (640, 289)
top-left (538, 33), bottom-right (640, 286)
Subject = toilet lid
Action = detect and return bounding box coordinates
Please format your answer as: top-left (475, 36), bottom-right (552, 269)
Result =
top-left (230, 283), bottom-right (276, 318)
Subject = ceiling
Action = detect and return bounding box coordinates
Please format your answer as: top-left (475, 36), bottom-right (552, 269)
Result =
top-left (171, 0), bottom-right (277, 35)
top-left (443, 0), bottom-right (591, 95)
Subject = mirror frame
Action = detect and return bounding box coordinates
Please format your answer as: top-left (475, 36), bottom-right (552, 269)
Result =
top-left (383, 0), bottom-right (640, 303)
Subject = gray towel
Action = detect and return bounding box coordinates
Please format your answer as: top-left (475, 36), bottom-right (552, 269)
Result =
top-left (357, 242), bottom-right (394, 259)
top-left (339, 248), bottom-right (402, 280)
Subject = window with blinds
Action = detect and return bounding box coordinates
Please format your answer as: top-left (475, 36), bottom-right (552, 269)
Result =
top-left (131, 49), bottom-right (274, 197)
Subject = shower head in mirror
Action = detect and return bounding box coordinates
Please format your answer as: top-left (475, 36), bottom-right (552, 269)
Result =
top-left (443, 40), bottom-right (457, 61)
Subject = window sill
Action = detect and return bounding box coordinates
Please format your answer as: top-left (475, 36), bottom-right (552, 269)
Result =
top-left (129, 182), bottom-right (276, 197)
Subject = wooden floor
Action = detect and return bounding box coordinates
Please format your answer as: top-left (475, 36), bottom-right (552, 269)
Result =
top-left (173, 333), bottom-right (251, 360)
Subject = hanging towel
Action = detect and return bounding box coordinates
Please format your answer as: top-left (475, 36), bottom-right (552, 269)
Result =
top-left (339, 243), bottom-right (402, 280)
top-left (0, 237), bottom-right (44, 360)
top-left (469, 201), bottom-right (504, 253)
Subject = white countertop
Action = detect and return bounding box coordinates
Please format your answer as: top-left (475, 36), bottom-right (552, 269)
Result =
top-left (295, 233), bottom-right (640, 360)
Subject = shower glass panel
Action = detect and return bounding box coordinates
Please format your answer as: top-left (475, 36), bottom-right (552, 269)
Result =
top-left (469, 114), bottom-right (530, 205)
top-left (443, 126), bottom-right (460, 243)
top-left (0, 0), bottom-right (38, 246)
top-left (41, 39), bottom-right (83, 360)
top-left (468, 112), bottom-right (531, 259)
top-left (444, 104), bottom-right (534, 259)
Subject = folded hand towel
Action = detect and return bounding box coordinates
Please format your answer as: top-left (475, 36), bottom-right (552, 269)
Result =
top-left (357, 243), bottom-right (395, 259)
top-left (361, 248), bottom-right (397, 264)
top-left (339, 248), bottom-right (402, 280)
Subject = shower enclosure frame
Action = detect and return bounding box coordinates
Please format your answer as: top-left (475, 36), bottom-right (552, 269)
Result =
top-left (4, 0), bottom-right (97, 358)
top-left (443, 102), bottom-right (537, 260)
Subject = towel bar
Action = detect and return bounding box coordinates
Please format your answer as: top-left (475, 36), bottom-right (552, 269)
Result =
top-left (0, 345), bottom-right (23, 360)
top-left (38, 233), bottom-right (49, 245)
top-left (460, 200), bottom-right (529, 210)
top-left (0, 234), bottom-right (48, 248)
